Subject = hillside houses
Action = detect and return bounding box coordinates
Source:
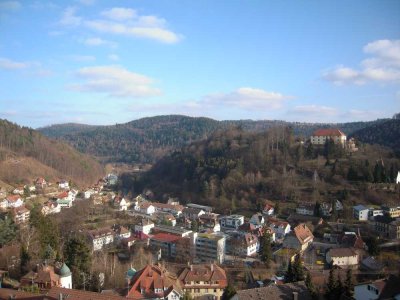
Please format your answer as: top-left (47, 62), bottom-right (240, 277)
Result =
top-left (283, 223), bottom-right (314, 252)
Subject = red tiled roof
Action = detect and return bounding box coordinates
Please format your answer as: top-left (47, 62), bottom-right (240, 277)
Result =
top-left (151, 233), bottom-right (181, 243)
top-left (57, 191), bottom-right (68, 199)
top-left (293, 223), bottom-right (314, 245)
top-left (178, 264), bottom-right (227, 289)
top-left (312, 129), bottom-right (345, 137)
top-left (6, 195), bottom-right (21, 202)
top-left (47, 286), bottom-right (125, 299)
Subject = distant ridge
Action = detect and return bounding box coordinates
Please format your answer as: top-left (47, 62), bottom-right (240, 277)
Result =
top-left (38, 114), bottom-right (390, 164)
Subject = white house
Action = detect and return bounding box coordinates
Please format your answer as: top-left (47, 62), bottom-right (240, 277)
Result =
top-left (243, 233), bottom-right (259, 256)
top-left (326, 247), bottom-right (358, 266)
top-left (310, 129), bottom-right (347, 146)
top-left (84, 189), bottom-right (96, 199)
top-left (220, 215), bottom-right (245, 229)
top-left (114, 196), bottom-right (129, 211)
top-left (354, 275), bottom-right (400, 300)
top-left (138, 202), bottom-right (156, 215)
top-left (88, 228), bottom-right (115, 251)
top-left (353, 204), bottom-right (369, 221)
top-left (6, 195), bottom-right (23, 208)
top-left (135, 219), bottom-right (155, 235)
top-left (56, 191), bottom-right (73, 208)
top-left (296, 203), bottom-right (315, 216)
top-left (263, 203), bottom-right (275, 216)
top-left (13, 187), bottom-right (24, 195)
top-left (249, 213), bottom-right (265, 228)
top-left (58, 180), bottom-right (69, 189)
top-left (12, 206), bottom-right (30, 224)
top-left (41, 201), bottom-right (61, 215)
top-left (267, 218), bottom-right (291, 239)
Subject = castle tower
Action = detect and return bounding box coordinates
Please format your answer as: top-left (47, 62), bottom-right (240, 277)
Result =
top-left (59, 263), bottom-right (72, 289)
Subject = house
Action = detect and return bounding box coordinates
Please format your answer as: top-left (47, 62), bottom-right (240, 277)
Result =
top-left (369, 208), bottom-right (384, 220)
top-left (220, 214), bottom-right (245, 230)
top-left (135, 218), bottom-right (155, 235)
top-left (105, 173), bottom-right (118, 186)
top-left (127, 264), bottom-right (182, 299)
top-left (12, 206), bottom-right (30, 224)
top-left (361, 256), bottom-right (385, 273)
top-left (6, 195), bottom-right (23, 208)
top-left (326, 247), bottom-right (358, 266)
top-left (192, 232), bottom-right (226, 264)
top-left (186, 203), bottom-right (213, 213)
top-left (267, 218), bottom-right (291, 239)
top-left (243, 233), bottom-right (259, 256)
top-left (84, 189), bottom-right (96, 199)
top-left (249, 213), bottom-right (265, 228)
top-left (310, 128), bottom-right (347, 146)
top-left (320, 200), bottom-right (343, 217)
top-left (21, 265), bottom-right (61, 290)
top-left (287, 214), bottom-right (323, 228)
top-left (87, 227), bottom-right (114, 251)
top-left (0, 198), bottom-right (9, 210)
top-left (12, 186), bottom-right (24, 195)
top-left (35, 177), bottom-right (47, 189)
top-left (178, 264), bottom-right (227, 300)
top-left (152, 202), bottom-right (184, 217)
top-left (114, 225), bottom-right (131, 240)
top-left (283, 223), bottom-right (314, 253)
top-left (41, 201), bottom-right (61, 215)
top-left (382, 205), bottom-right (400, 218)
top-left (114, 196), bottom-right (128, 211)
top-left (296, 203), bottom-right (315, 216)
top-left (153, 225), bottom-right (192, 237)
top-left (199, 213), bottom-right (220, 232)
top-left (150, 233), bottom-right (181, 257)
top-left (338, 231), bottom-right (366, 249)
top-left (182, 207), bottom-right (205, 220)
top-left (238, 223), bottom-right (276, 242)
top-left (374, 215), bottom-right (400, 239)
top-left (58, 180), bottom-right (69, 189)
top-left (353, 204), bottom-right (369, 221)
top-left (232, 281), bottom-right (312, 300)
top-left (263, 203), bottom-right (275, 216)
top-left (354, 275), bottom-right (400, 300)
top-left (137, 202), bottom-right (156, 215)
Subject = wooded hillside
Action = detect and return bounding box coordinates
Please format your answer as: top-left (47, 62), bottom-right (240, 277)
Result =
top-left (0, 119), bottom-right (104, 186)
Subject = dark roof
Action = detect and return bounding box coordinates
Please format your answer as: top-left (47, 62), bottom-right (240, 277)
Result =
top-left (235, 281), bottom-right (312, 300)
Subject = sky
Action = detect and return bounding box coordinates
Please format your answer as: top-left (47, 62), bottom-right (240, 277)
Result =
top-left (0, 0), bottom-right (399, 128)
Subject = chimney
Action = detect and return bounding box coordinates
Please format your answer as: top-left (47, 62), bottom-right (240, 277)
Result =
top-left (292, 292), bottom-right (298, 300)
top-left (190, 265), bottom-right (193, 271)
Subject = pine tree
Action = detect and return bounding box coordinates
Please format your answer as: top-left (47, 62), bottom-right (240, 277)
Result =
top-left (344, 269), bottom-right (354, 297)
top-left (20, 245), bottom-right (31, 275)
top-left (326, 268), bottom-right (337, 300)
top-left (261, 229), bottom-right (272, 267)
top-left (292, 254), bottom-right (304, 282)
top-left (285, 259), bottom-right (294, 283)
top-left (336, 273), bottom-right (344, 298)
top-left (314, 200), bottom-right (321, 217)
top-left (305, 271), bottom-right (316, 297)
top-left (64, 237), bottom-right (92, 289)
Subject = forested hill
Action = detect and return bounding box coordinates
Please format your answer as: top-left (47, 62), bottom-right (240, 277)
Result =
top-left (38, 115), bottom-right (389, 164)
top-left (0, 119), bottom-right (104, 186)
top-left (350, 119), bottom-right (400, 153)
top-left (124, 126), bottom-right (399, 213)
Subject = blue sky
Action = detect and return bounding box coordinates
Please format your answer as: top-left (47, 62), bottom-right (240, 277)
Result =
top-left (0, 0), bottom-right (399, 128)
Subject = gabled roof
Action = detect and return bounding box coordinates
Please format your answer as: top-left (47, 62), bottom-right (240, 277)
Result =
top-left (178, 264), bottom-right (227, 288)
top-left (312, 129), bottom-right (346, 137)
top-left (235, 281), bottom-right (312, 300)
top-left (128, 264), bottom-right (182, 299)
top-left (150, 233), bottom-right (181, 243)
top-left (328, 247), bottom-right (357, 258)
top-left (47, 286), bottom-right (126, 299)
top-left (292, 223), bottom-right (314, 245)
top-left (57, 191), bottom-right (69, 199)
top-left (87, 227), bottom-right (114, 239)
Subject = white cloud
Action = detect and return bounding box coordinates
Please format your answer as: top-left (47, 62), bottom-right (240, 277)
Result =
top-left (108, 54), bottom-right (119, 61)
top-left (59, 6), bottom-right (81, 26)
top-left (0, 57), bottom-right (29, 70)
top-left (83, 37), bottom-right (117, 48)
top-left (0, 1), bottom-right (21, 10)
top-left (291, 105), bottom-right (337, 115)
top-left (198, 87), bottom-right (292, 110)
top-left (100, 7), bottom-right (136, 21)
top-left (70, 65), bottom-right (161, 98)
top-left (323, 39), bottom-right (400, 85)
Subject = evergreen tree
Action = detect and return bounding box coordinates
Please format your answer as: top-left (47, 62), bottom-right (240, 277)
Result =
top-left (336, 273), bottom-right (344, 298)
top-left (314, 200), bottom-right (321, 217)
top-left (305, 143), bottom-right (315, 159)
top-left (0, 217), bottom-right (17, 247)
top-left (326, 268), bottom-right (337, 300)
top-left (261, 229), bottom-right (272, 267)
top-left (222, 284), bottom-right (237, 300)
top-left (347, 165), bottom-right (358, 181)
top-left (305, 271), bottom-right (316, 297)
top-left (330, 199), bottom-right (338, 221)
top-left (292, 254), bottom-right (304, 282)
top-left (374, 162), bottom-right (383, 183)
top-left (274, 202), bottom-right (280, 216)
top-left (344, 269), bottom-right (354, 297)
top-left (20, 245), bottom-right (31, 275)
top-left (191, 220), bottom-right (199, 232)
top-left (285, 259), bottom-right (294, 283)
top-left (64, 237), bottom-right (92, 288)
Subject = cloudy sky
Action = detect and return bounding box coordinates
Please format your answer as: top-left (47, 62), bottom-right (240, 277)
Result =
top-left (0, 0), bottom-right (399, 128)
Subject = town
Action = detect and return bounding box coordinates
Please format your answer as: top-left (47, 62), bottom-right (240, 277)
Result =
top-left (0, 128), bottom-right (399, 300)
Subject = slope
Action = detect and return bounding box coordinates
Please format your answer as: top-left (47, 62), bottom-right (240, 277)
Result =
top-left (0, 119), bottom-right (104, 187)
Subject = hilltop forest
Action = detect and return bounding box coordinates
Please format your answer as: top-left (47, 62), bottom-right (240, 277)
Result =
top-left (38, 115), bottom-right (391, 164)
top-left (0, 119), bottom-right (104, 186)
top-left (122, 126), bottom-right (400, 215)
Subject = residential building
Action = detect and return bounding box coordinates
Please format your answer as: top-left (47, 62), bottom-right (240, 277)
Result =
top-left (267, 218), bottom-right (291, 239)
top-left (382, 205), bottom-right (400, 218)
top-left (199, 213), bottom-right (220, 232)
top-left (13, 187), bottom-right (24, 195)
top-left (326, 247), bottom-right (358, 266)
top-left (232, 281), bottom-right (312, 300)
top-left (178, 264), bottom-right (227, 300)
top-left (192, 232), bottom-right (226, 264)
top-left (262, 203), bottom-right (274, 216)
top-left (152, 202), bottom-right (184, 217)
top-left (353, 204), bottom-right (369, 221)
top-left (249, 213), bottom-right (265, 228)
top-left (41, 201), bottom-right (61, 215)
top-left (35, 177), bottom-right (47, 189)
top-left (137, 202), bottom-right (155, 215)
top-left (369, 208), bottom-right (384, 220)
top-left (374, 215), bottom-right (400, 239)
top-left (12, 206), bottom-right (30, 224)
top-left (58, 180), bottom-right (69, 189)
top-left (113, 196), bottom-right (128, 211)
top-left (127, 264), bottom-right (182, 300)
top-left (287, 214), bottom-right (323, 228)
top-left (150, 233), bottom-right (181, 258)
top-left (182, 207), bottom-right (205, 220)
top-left (186, 203), bottom-right (213, 213)
top-left (87, 227), bottom-right (114, 251)
top-left (6, 195), bottom-right (23, 208)
top-left (135, 219), bottom-right (155, 235)
top-left (338, 231), bottom-right (366, 249)
top-left (20, 263), bottom-right (72, 291)
top-left (153, 225), bottom-right (192, 237)
top-left (310, 128), bottom-right (346, 146)
top-left (296, 203), bottom-right (315, 216)
top-left (283, 223), bottom-right (314, 253)
top-left (220, 214), bottom-right (245, 230)
top-left (354, 275), bottom-right (400, 300)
